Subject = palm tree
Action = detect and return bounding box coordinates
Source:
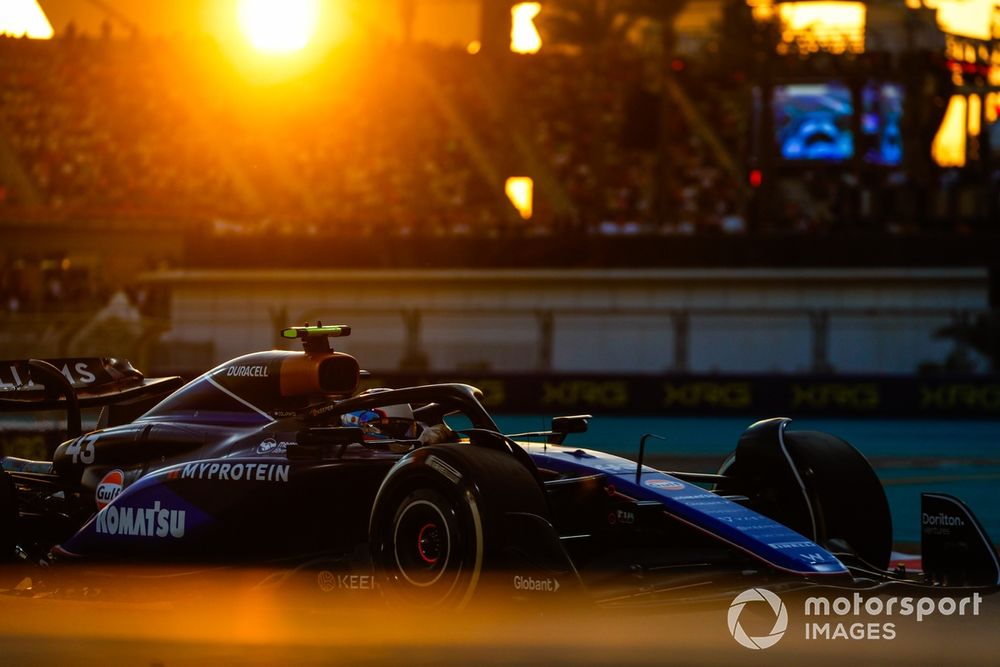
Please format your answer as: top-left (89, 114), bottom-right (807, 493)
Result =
top-left (934, 312), bottom-right (1000, 373)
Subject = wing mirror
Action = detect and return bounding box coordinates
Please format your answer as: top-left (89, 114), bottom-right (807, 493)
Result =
top-left (548, 414), bottom-right (592, 445)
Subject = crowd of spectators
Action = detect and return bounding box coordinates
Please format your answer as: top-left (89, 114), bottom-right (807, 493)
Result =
top-left (0, 253), bottom-right (162, 316)
top-left (1, 255), bottom-right (95, 314)
top-left (0, 32), bottom-right (994, 238)
top-left (0, 36), bottom-right (253, 221)
top-left (0, 33), bottom-right (745, 236)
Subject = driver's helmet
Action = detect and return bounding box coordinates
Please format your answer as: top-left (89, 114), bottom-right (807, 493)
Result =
top-left (341, 389), bottom-right (418, 439)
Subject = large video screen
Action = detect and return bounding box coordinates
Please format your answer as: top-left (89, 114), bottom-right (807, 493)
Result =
top-left (861, 82), bottom-right (903, 166)
top-left (773, 82), bottom-right (854, 161)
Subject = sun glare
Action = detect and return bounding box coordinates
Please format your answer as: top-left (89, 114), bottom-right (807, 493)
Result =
top-left (757, 0), bottom-right (998, 43)
top-left (932, 95), bottom-right (967, 167)
top-left (0, 0), bottom-right (53, 39)
top-left (511, 3), bottom-right (542, 54)
top-left (933, 0), bottom-right (995, 40)
top-left (777, 2), bottom-right (866, 53)
top-left (238, 0), bottom-right (319, 54)
top-left (506, 177), bottom-right (534, 219)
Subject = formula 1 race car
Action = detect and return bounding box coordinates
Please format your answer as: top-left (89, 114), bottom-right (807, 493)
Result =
top-left (1, 325), bottom-right (998, 608)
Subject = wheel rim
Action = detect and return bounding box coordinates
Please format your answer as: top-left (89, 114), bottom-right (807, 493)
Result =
top-left (417, 522), bottom-right (442, 564)
top-left (393, 499), bottom-right (452, 587)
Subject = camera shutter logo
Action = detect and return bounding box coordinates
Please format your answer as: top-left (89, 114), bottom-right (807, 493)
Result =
top-left (728, 588), bottom-right (788, 650)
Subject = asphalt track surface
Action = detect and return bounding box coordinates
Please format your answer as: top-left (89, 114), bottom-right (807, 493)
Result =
top-left (1, 567), bottom-right (998, 666)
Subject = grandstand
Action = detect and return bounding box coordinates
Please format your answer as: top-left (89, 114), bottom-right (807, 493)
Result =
top-left (0, 1), bottom-right (992, 233)
top-left (0, 1), bottom-right (997, 378)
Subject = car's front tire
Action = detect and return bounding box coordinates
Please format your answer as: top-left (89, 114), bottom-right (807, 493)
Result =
top-left (717, 420), bottom-right (892, 569)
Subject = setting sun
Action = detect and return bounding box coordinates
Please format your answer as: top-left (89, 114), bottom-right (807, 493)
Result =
top-left (238, 0), bottom-right (319, 54)
top-left (0, 0), bottom-right (53, 39)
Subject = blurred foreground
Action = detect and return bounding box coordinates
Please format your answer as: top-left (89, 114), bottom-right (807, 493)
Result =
top-left (0, 565), bottom-right (998, 666)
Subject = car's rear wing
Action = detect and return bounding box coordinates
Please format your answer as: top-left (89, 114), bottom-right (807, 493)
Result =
top-left (0, 358), bottom-right (183, 437)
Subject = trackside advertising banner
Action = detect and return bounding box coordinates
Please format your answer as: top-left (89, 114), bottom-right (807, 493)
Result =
top-left (356, 374), bottom-right (1000, 418)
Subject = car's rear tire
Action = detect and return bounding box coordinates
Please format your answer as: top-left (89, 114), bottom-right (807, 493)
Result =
top-left (387, 487), bottom-right (467, 595)
top-left (718, 422), bottom-right (892, 569)
top-left (369, 444), bottom-right (548, 608)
